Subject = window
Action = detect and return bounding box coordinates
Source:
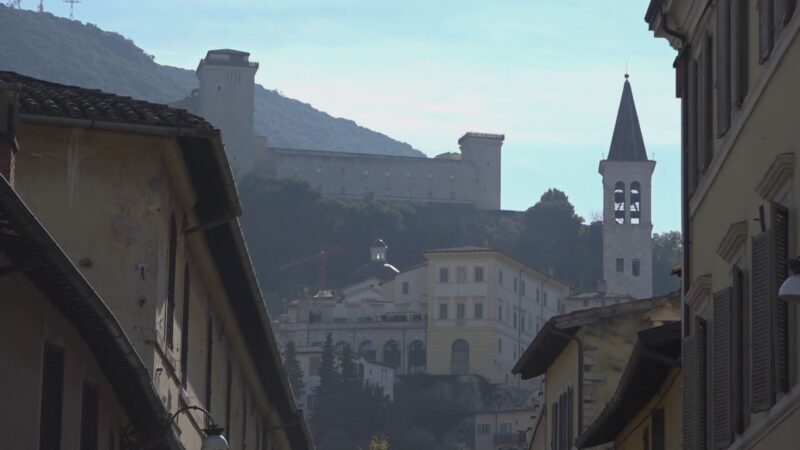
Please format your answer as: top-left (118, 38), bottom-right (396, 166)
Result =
top-left (439, 303), bottom-right (449, 319)
top-left (383, 341), bottom-right (401, 368)
top-left (316, 167), bottom-right (322, 174)
top-left (449, 191), bottom-right (455, 200)
top-left (513, 311), bottom-right (518, 329)
top-left (363, 169), bottom-right (369, 176)
top-left (513, 277), bottom-right (518, 292)
top-left (758, 0), bottom-right (774, 63)
top-left (40, 344), bottom-right (65, 450)
top-left (335, 341), bottom-right (351, 353)
top-left (498, 338), bottom-right (503, 353)
top-left (385, 171), bottom-right (390, 177)
top-left (359, 341), bottom-right (377, 360)
top-left (521, 280), bottom-right (526, 294)
top-left (521, 314), bottom-right (525, 332)
top-left (427, 190), bottom-right (433, 199)
top-left (498, 304), bottom-right (503, 322)
top-left (402, 282), bottom-right (409, 295)
top-left (406, 172), bottom-right (411, 178)
top-left (474, 303), bottom-right (483, 319)
top-left (543, 292), bottom-right (548, 307)
top-left (536, 289), bottom-right (540, 303)
top-left (409, 340), bottom-right (426, 374)
top-left (439, 267), bottom-right (449, 283)
top-left (499, 269), bottom-right (504, 285)
top-left (449, 174), bottom-right (455, 181)
top-left (457, 267), bottom-right (467, 282)
top-left (457, 303), bottom-right (466, 319)
top-left (551, 387), bottom-right (574, 450)
top-left (384, 188), bottom-right (390, 196)
top-left (616, 258), bottom-right (624, 272)
top-left (630, 182), bottom-right (641, 224)
top-left (306, 395), bottom-right (315, 411)
top-left (583, 299), bottom-right (589, 307)
top-left (478, 423), bottom-right (491, 435)
top-left (205, 316), bottom-right (213, 410)
top-left (632, 259), bottom-right (641, 277)
top-left (499, 422), bottom-right (513, 435)
top-left (180, 263), bottom-right (191, 386)
top-left (474, 267), bottom-right (484, 282)
top-left (309, 356), bottom-right (321, 376)
top-left (80, 382), bottom-right (99, 450)
top-left (614, 182), bottom-right (626, 224)
top-left (451, 339), bottom-right (470, 375)
top-left (166, 211), bottom-right (178, 349)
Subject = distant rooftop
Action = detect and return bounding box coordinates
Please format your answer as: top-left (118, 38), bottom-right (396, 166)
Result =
top-left (198, 48), bottom-right (259, 70)
top-left (458, 132), bottom-right (505, 144)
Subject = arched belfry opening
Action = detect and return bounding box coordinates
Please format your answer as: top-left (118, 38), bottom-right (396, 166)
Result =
top-left (614, 182), bottom-right (626, 224)
top-left (630, 181), bottom-right (641, 225)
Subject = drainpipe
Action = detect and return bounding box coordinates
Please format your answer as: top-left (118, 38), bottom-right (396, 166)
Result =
top-left (550, 328), bottom-right (584, 443)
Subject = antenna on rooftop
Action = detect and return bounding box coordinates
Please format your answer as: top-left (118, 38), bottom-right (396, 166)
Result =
top-left (63, 0), bottom-right (79, 19)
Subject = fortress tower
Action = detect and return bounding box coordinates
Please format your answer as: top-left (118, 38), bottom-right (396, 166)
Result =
top-left (195, 49), bottom-right (259, 175)
top-left (599, 76), bottom-right (655, 299)
top-left (458, 132), bottom-right (504, 210)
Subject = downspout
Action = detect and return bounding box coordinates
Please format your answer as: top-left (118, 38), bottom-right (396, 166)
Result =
top-left (550, 328), bottom-right (584, 445)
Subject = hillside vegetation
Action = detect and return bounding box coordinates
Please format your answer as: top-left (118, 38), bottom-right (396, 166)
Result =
top-left (0, 5), bottom-right (423, 157)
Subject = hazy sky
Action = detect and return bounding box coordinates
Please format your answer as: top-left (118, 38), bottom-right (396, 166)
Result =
top-left (34, 0), bottom-right (680, 232)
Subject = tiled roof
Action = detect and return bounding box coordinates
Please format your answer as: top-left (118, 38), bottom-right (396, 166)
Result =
top-left (0, 71), bottom-right (214, 130)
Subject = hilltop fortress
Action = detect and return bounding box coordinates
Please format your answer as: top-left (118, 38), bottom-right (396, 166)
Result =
top-left (174, 49), bottom-right (505, 210)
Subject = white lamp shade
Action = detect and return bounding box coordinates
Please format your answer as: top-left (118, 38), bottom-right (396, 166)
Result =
top-left (778, 273), bottom-right (800, 302)
top-left (201, 434), bottom-right (229, 450)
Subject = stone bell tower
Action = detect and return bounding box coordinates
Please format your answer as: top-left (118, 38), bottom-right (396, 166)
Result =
top-left (599, 75), bottom-right (655, 299)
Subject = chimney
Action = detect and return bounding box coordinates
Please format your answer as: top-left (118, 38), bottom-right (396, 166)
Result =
top-left (0, 82), bottom-right (20, 186)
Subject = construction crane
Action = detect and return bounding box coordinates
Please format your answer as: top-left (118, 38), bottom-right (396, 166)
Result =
top-left (279, 245), bottom-right (342, 295)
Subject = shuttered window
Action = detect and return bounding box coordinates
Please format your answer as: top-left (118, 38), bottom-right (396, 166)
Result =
top-left (751, 231), bottom-right (774, 410)
top-left (180, 263), bottom-right (190, 386)
top-left (205, 316), bottom-right (213, 411)
top-left (551, 402), bottom-right (557, 450)
top-left (699, 33), bottom-right (713, 173)
top-left (712, 288), bottom-right (734, 448)
top-left (683, 319), bottom-right (707, 450)
top-left (758, 0), bottom-right (774, 63)
top-left (80, 382), bottom-right (99, 450)
top-left (652, 408), bottom-right (665, 450)
top-left (773, 204), bottom-right (790, 394)
top-left (39, 344), bottom-right (65, 450)
top-left (717, 0), bottom-right (732, 137)
top-left (687, 58), bottom-right (699, 194)
top-left (166, 212), bottom-right (178, 349)
top-left (732, 0), bottom-right (750, 105)
top-left (732, 266), bottom-right (747, 433)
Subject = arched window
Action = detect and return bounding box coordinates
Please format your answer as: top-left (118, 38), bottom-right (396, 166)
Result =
top-left (408, 340), bottom-right (426, 375)
top-left (335, 341), bottom-right (351, 353)
top-left (359, 341), bottom-right (377, 361)
top-left (383, 341), bottom-right (401, 368)
top-left (614, 182), bottom-right (626, 224)
top-left (166, 211), bottom-right (178, 349)
top-left (630, 182), bottom-right (641, 225)
top-left (450, 339), bottom-right (470, 375)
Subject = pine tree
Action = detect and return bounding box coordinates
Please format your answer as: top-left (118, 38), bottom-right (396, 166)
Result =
top-left (311, 333), bottom-right (341, 438)
top-left (283, 341), bottom-right (305, 401)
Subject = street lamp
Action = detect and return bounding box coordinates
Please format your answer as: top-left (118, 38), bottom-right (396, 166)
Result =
top-left (779, 258), bottom-right (800, 303)
top-left (166, 405), bottom-right (228, 450)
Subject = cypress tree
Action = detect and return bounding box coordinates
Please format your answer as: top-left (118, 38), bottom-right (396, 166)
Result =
top-left (283, 341), bottom-right (305, 401)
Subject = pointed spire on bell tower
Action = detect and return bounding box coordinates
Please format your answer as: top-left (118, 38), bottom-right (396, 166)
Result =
top-left (607, 74), bottom-right (648, 161)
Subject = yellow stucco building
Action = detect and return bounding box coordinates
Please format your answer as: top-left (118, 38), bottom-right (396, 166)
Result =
top-left (646, 0), bottom-right (800, 449)
top-left (512, 293), bottom-right (680, 450)
top-left (0, 72), bottom-right (312, 449)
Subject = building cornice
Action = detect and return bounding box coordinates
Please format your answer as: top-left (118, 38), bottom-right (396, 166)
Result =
top-left (716, 221), bottom-right (749, 263)
top-left (684, 274), bottom-right (712, 310)
top-left (756, 152), bottom-right (795, 201)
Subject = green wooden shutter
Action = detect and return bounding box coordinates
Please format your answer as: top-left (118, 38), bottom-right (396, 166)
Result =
top-left (688, 59), bottom-right (699, 194)
top-left (759, 0), bottom-right (775, 63)
top-left (39, 344), bottom-right (65, 450)
top-left (717, 0), bottom-right (732, 137)
top-left (732, 0), bottom-right (750, 105)
top-left (732, 266), bottom-right (746, 433)
top-left (652, 408), bottom-right (665, 450)
top-left (700, 33), bottom-right (713, 172)
top-left (751, 231), bottom-right (775, 411)
top-left (773, 204), bottom-right (790, 393)
top-left (683, 335), bottom-right (700, 450)
top-left (713, 288), bottom-right (734, 448)
top-left (80, 382), bottom-right (99, 450)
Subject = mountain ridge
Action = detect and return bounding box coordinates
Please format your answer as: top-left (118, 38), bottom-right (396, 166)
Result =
top-left (0, 5), bottom-right (424, 157)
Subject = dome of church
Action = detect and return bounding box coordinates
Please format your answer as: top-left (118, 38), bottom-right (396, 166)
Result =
top-left (350, 261), bottom-right (400, 284)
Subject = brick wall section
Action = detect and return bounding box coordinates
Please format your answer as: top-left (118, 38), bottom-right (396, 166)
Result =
top-left (0, 83), bottom-right (19, 185)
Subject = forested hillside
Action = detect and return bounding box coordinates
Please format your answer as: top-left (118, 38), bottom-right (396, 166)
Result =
top-left (239, 176), bottom-right (682, 313)
top-left (0, 5), bottom-right (424, 157)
